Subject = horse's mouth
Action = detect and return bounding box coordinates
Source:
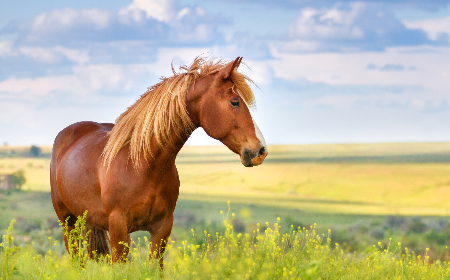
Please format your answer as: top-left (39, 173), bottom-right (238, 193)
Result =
top-left (241, 146), bottom-right (268, 167)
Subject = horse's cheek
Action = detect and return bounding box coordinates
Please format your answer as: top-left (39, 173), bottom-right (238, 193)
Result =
top-left (201, 106), bottom-right (229, 140)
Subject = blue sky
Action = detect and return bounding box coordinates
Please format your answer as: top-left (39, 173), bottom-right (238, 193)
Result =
top-left (1, 0), bottom-right (450, 145)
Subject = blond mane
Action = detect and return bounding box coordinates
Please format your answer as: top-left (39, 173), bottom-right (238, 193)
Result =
top-left (102, 56), bottom-right (256, 170)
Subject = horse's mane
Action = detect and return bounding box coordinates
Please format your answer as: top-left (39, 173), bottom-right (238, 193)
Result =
top-left (102, 56), bottom-right (256, 170)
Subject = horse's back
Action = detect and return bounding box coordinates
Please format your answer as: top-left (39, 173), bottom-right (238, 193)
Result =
top-left (50, 121), bottom-right (113, 225)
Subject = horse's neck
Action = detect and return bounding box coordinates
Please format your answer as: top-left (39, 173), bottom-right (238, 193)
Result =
top-left (147, 86), bottom-right (201, 167)
top-left (145, 128), bottom-right (194, 168)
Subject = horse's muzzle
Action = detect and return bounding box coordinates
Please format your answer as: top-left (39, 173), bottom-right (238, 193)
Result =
top-left (241, 146), bottom-right (268, 167)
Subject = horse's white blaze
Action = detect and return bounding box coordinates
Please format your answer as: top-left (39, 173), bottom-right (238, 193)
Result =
top-left (243, 99), bottom-right (267, 151)
top-left (251, 115), bottom-right (267, 149)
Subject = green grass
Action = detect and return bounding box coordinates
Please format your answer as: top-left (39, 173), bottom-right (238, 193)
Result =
top-left (3, 212), bottom-right (450, 279)
top-left (4, 190), bottom-right (450, 263)
top-left (0, 192), bottom-right (55, 230)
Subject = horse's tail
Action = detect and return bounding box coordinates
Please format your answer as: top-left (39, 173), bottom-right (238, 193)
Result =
top-left (87, 225), bottom-right (110, 259)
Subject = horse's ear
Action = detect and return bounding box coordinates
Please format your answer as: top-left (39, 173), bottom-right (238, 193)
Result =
top-left (221, 57), bottom-right (242, 80)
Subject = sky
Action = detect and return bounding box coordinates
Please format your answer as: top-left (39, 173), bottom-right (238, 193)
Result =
top-left (1, 0), bottom-right (450, 146)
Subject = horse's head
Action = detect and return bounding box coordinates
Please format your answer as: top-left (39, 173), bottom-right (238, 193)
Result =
top-left (187, 57), bottom-right (268, 167)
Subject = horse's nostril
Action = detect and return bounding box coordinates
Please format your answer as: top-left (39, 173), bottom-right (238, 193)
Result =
top-left (259, 147), bottom-right (266, 156)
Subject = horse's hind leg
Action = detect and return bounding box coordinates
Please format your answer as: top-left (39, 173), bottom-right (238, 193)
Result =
top-left (51, 187), bottom-right (76, 254)
top-left (150, 214), bottom-right (174, 269)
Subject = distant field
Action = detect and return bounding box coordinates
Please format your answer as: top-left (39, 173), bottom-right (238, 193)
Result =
top-left (177, 143), bottom-right (450, 216)
top-left (1, 143), bottom-right (450, 217)
top-left (0, 145), bottom-right (52, 158)
top-left (0, 158), bottom-right (50, 191)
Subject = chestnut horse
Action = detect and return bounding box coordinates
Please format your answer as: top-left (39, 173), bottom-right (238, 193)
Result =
top-left (50, 57), bottom-right (268, 267)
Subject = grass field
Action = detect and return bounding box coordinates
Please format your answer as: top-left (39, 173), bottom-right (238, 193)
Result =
top-left (3, 214), bottom-right (450, 280)
top-left (2, 142), bottom-right (450, 278)
top-left (3, 142), bottom-right (450, 216)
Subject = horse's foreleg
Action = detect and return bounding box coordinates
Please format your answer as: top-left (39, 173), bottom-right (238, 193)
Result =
top-left (108, 211), bottom-right (129, 262)
top-left (126, 233), bottom-right (131, 248)
top-left (150, 214), bottom-right (174, 269)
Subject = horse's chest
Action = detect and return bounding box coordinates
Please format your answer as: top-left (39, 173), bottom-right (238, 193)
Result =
top-left (129, 184), bottom-right (179, 231)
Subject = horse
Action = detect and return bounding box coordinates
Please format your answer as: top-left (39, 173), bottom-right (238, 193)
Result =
top-left (50, 56), bottom-right (268, 267)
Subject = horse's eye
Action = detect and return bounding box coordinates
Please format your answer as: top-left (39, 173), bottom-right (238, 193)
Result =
top-left (230, 99), bottom-right (240, 107)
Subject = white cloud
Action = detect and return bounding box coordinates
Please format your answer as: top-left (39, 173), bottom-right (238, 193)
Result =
top-left (0, 65), bottom-right (141, 99)
top-left (0, 41), bottom-right (14, 58)
top-left (270, 46), bottom-right (450, 92)
top-left (29, 8), bottom-right (112, 33)
top-left (16, 46), bottom-right (89, 64)
top-left (0, 43), bottom-right (90, 73)
top-left (119, 0), bottom-right (174, 23)
top-left (304, 92), bottom-right (448, 113)
top-left (242, 60), bottom-right (273, 86)
top-left (53, 47), bottom-right (90, 65)
top-left (266, 45), bottom-right (450, 115)
top-left (0, 98), bottom-right (127, 145)
top-left (282, 2), bottom-right (430, 52)
top-left (0, 74), bottom-right (100, 99)
top-left (176, 7), bottom-right (191, 21)
top-left (275, 40), bottom-right (320, 53)
top-left (404, 16), bottom-right (450, 41)
top-left (18, 47), bottom-right (59, 63)
top-left (289, 3), bottom-right (366, 39)
top-left (4, 1), bottom-right (224, 47)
